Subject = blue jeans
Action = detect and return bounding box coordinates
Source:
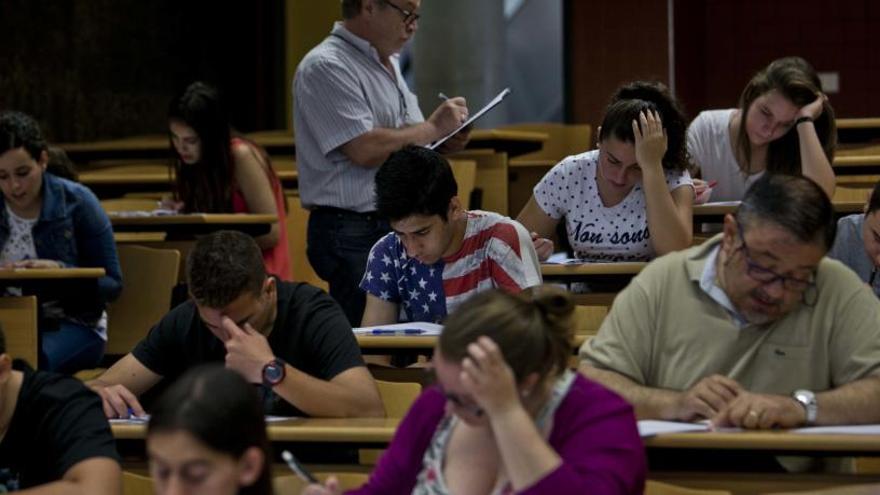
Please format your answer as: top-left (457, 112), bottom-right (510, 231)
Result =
top-left (307, 208), bottom-right (390, 326)
top-left (40, 321), bottom-right (105, 374)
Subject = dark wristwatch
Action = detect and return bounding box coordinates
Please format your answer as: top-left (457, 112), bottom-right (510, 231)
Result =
top-left (261, 358), bottom-right (287, 387)
top-left (795, 116), bottom-right (813, 126)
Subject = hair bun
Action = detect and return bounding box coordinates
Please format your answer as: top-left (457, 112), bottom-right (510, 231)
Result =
top-left (525, 285), bottom-right (574, 327)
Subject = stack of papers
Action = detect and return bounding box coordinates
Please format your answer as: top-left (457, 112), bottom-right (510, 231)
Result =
top-left (637, 420), bottom-right (710, 438)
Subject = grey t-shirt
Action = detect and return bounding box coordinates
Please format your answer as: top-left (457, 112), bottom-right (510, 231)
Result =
top-left (828, 213), bottom-right (878, 293)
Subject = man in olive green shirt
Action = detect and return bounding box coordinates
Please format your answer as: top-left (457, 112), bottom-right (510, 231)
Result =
top-left (580, 174), bottom-right (880, 430)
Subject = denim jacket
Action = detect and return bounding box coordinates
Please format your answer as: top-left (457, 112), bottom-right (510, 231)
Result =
top-left (0, 173), bottom-right (122, 324)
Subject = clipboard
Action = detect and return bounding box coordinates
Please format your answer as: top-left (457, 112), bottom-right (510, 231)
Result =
top-left (428, 88), bottom-right (511, 150)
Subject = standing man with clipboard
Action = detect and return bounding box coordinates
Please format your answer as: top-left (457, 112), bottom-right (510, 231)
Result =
top-left (294, 0), bottom-right (471, 325)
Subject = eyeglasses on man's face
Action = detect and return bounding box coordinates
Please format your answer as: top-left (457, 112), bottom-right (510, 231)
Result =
top-left (734, 220), bottom-right (817, 294)
top-left (380, 0), bottom-right (420, 26)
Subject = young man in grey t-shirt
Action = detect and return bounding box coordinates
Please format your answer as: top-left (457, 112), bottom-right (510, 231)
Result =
top-left (828, 182), bottom-right (880, 294)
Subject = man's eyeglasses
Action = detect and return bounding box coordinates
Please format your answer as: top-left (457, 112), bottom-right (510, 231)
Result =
top-left (735, 220), bottom-right (818, 303)
top-left (380, 0), bottom-right (420, 26)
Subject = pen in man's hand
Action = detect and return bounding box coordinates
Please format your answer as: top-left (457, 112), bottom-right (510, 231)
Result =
top-left (438, 92), bottom-right (449, 101)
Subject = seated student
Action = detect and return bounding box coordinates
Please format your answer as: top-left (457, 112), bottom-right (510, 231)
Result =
top-left (0, 111), bottom-right (122, 373)
top-left (516, 81), bottom-right (693, 262)
top-left (0, 324), bottom-right (121, 493)
top-left (147, 365), bottom-right (272, 495)
top-left (828, 181), bottom-right (880, 295)
top-left (580, 174), bottom-right (880, 429)
top-left (305, 286), bottom-right (645, 495)
top-left (87, 230), bottom-right (383, 419)
top-left (360, 146), bottom-right (542, 326)
top-left (167, 81), bottom-right (291, 280)
top-left (688, 56), bottom-right (836, 203)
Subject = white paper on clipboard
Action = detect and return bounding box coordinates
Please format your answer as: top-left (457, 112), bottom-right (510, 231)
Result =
top-left (427, 88), bottom-right (511, 150)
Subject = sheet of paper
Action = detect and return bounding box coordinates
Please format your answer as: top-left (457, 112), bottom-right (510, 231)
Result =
top-left (265, 415), bottom-right (300, 423)
top-left (543, 252), bottom-right (583, 265)
top-left (109, 414), bottom-right (151, 424)
top-left (700, 201), bottom-right (742, 207)
top-left (427, 88), bottom-right (511, 150)
top-left (791, 424), bottom-right (880, 435)
top-left (352, 321), bottom-right (443, 336)
top-left (637, 420), bottom-right (710, 438)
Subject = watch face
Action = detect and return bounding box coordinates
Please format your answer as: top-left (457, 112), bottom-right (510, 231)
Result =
top-left (264, 363), bottom-right (284, 384)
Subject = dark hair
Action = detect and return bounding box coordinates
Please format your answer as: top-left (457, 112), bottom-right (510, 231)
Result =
top-left (0, 323), bottom-right (6, 355)
top-left (341, 0), bottom-right (362, 19)
top-left (375, 145), bottom-right (458, 221)
top-left (187, 230), bottom-right (266, 308)
top-left (148, 365), bottom-right (273, 495)
top-left (169, 81), bottom-right (234, 213)
top-left (867, 182), bottom-right (880, 216)
top-left (46, 146), bottom-right (78, 181)
top-left (737, 174), bottom-right (836, 250)
top-left (0, 111), bottom-right (47, 160)
top-left (736, 56), bottom-right (837, 176)
top-left (439, 285), bottom-right (574, 383)
top-left (598, 81), bottom-right (689, 171)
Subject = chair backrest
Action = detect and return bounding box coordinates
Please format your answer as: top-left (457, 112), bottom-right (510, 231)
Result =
top-left (122, 471), bottom-right (154, 495)
top-left (646, 480), bottom-right (732, 495)
top-left (448, 159), bottom-right (477, 210)
top-left (375, 380), bottom-right (422, 418)
top-left (106, 245), bottom-right (180, 355)
top-left (273, 472), bottom-right (370, 494)
top-left (501, 122), bottom-right (592, 162)
top-left (285, 194), bottom-right (328, 290)
top-left (0, 296), bottom-right (38, 367)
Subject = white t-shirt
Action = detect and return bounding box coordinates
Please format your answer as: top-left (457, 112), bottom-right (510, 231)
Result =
top-left (687, 109), bottom-right (764, 201)
top-left (0, 204), bottom-right (38, 265)
top-left (533, 150), bottom-right (693, 262)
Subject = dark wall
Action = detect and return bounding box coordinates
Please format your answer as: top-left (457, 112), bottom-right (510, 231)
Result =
top-left (565, 0), bottom-right (670, 128)
top-left (0, 0), bottom-right (285, 143)
top-left (674, 0), bottom-right (880, 118)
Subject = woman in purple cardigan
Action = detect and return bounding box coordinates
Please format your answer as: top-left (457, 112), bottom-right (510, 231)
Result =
top-left (304, 286), bottom-right (646, 495)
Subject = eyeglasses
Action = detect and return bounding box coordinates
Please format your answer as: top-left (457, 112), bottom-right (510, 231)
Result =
top-left (380, 0), bottom-right (420, 26)
top-left (735, 220), bottom-right (818, 303)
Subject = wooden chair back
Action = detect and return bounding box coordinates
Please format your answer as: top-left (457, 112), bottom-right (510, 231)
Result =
top-left (0, 296), bottom-right (38, 367)
top-left (449, 159), bottom-right (477, 210)
top-left (376, 379), bottom-right (422, 418)
top-left (501, 122), bottom-right (592, 162)
top-left (122, 471), bottom-right (154, 495)
top-left (646, 480), bottom-right (732, 495)
top-left (285, 194), bottom-right (328, 290)
top-left (100, 198), bottom-right (161, 213)
top-left (106, 245), bottom-right (180, 355)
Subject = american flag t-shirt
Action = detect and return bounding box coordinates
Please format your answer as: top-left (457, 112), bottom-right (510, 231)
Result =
top-left (360, 211), bottom-right (541, 323)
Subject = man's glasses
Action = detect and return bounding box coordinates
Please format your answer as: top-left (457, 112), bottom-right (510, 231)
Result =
top-left (735, 220), bottom-right (818, 304)
top-left (380, 0), bottom-right (420, 26)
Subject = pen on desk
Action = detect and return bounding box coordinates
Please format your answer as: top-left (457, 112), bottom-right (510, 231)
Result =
top-left (282, 450), bottom-right (318, 483)
top-left (370, 328), bottom-right (426, 335)
top-left (438, 92), bottom-right (449, 101)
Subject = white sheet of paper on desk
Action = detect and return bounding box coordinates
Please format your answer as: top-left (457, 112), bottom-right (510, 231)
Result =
top-left (109, 415), bottom-right (151, 424)
top-left (543, 252), bottom-right (583, 265)
top-left (701, 201), bottom-right (742, 207)
top-left (265, 415), bottom-right (300, 423)
top-left (352, 322), bottom-right (443, 335)
top-left (791, 424), bottom-right (880, 435)
top-left (427, 88), bottom-right (511, 150)
top-left (637, 420), bottom-right (710, 438)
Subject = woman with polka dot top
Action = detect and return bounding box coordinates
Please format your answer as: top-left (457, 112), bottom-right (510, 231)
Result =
top-left (517, 81), bottom-right (694, 263)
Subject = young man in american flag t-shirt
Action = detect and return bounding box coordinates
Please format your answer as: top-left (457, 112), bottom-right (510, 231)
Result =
top-left (359, 146), bottom-right (542, 326)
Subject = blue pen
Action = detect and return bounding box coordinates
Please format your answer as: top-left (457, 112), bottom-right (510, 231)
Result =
top-left (370, 328), bottom-right (425, 335)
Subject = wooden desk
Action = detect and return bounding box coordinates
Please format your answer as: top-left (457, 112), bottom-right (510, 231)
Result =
top-left (355, 334), bottom-right (590, 355)
top-left (113, 417), bottom-right (399, 445)
top-left (0, 267), bottom-right (105, 280)
top-left (837, 119), bottom-right (880, 146)
top-left (109, 213), bottom-right (276, 239)
top-left (467, 129), bottom-right (548, 159)
top-left (833, 155), bottom-right (880, 175)
top-left (693, 201), bottom-right (863, 226)
top-left (61, 131), bottom-right (296, 162)
top-left (541, 262), bottom-right (646, 283)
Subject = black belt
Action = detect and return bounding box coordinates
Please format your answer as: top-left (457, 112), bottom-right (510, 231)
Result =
top-left (312, 206), bottom-right (381, 220)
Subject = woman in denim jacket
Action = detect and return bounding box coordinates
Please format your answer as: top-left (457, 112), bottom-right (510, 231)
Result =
top-left (0, 111), bottom-right (122, 373)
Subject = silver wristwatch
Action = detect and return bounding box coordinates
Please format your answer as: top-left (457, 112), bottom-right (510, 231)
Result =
top-left (792, 389), bottom-right (818, 425)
